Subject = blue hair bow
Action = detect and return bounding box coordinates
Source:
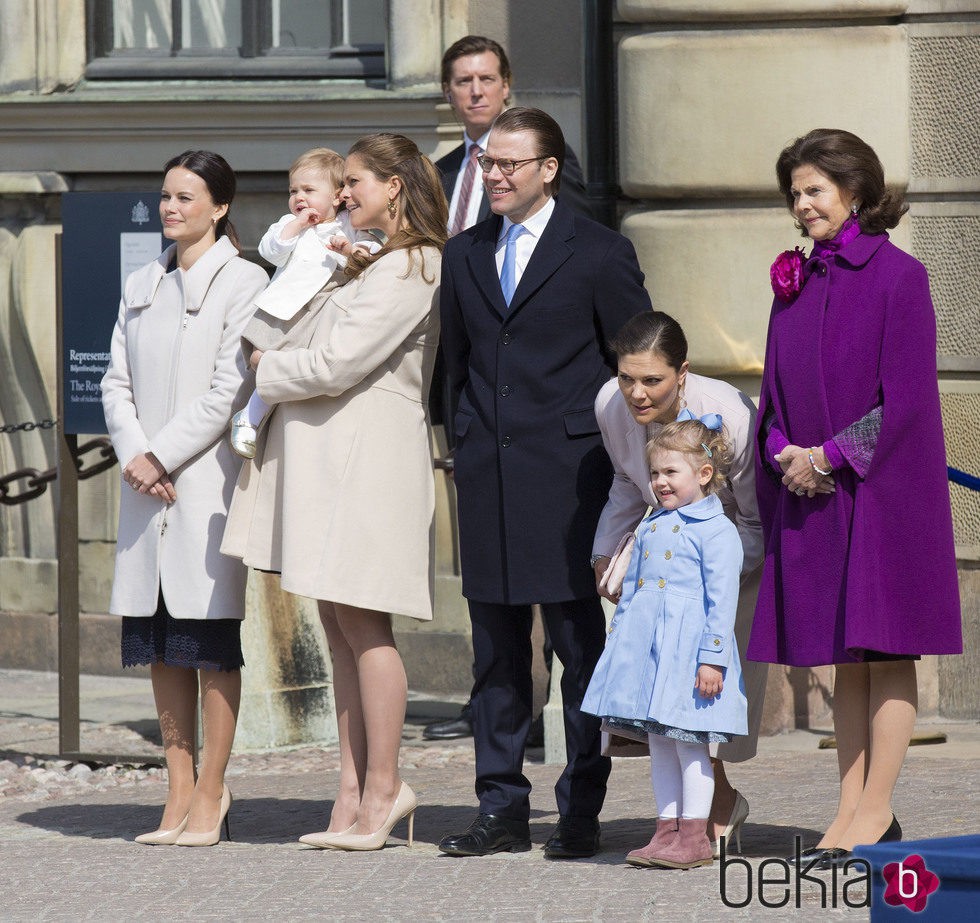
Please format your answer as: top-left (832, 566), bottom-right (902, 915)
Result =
top-left (676, 408), bottom-right (723, 431)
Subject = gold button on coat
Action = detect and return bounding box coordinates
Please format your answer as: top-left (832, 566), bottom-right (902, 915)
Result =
top-left (644, 550), bottom-right (649, 559)
top-left (638, 578), bottom-right (644, 587)
top-left (657, 578), bottom-right (666, 588)
top-left (664, 550), bottom-right (672, 560)
top-left (649, 524), bottom-right (657, 532)
top-left (713, 638), bottom-right (721, 646)
top-left (672, 525), bottom-right (680, 533)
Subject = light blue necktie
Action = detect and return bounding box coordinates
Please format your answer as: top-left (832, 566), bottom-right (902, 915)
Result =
top-left (500, 223), bottom-right (524, 306)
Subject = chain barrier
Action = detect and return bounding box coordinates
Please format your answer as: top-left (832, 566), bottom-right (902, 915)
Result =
top-left (0, 418), bottom-right (57, 435)
top-left (0, 424), bottom-right (118, 505)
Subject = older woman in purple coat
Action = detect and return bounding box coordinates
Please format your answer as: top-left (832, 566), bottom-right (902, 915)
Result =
top-left (748, 128), bottom-right (961, 868)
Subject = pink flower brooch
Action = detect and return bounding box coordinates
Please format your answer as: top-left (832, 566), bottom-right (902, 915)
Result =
top-left (770, 247), bottom-right (805, 301)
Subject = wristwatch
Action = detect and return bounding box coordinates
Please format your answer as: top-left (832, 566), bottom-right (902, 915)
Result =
top-left (590, 554), bottom-right (610, 568)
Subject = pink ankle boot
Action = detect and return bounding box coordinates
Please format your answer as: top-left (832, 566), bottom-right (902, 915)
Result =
top-left (625, 817), bottom-right (679, 868)
top-left (649, 817), bottom-right (713, 869)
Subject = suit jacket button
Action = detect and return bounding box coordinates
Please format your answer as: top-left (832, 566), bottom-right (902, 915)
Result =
top-left (501, 332), bottom-right (512, 344)
top-left (501, 436), bottom-right (511, 447)
top-left (499, 385), bottom-right (510, 396)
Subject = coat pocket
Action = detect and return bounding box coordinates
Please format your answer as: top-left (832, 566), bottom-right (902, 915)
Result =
top-left (563, 406), bottom-right (600, 438)
top-left (454, 409), bottom-right (473, 441)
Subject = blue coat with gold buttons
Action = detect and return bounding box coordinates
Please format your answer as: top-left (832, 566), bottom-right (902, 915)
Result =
top-left (582, 493), bottom-right (748, 735)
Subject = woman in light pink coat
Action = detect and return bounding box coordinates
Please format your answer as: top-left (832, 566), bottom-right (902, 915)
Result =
top-left (591, 310), bottom-right (767, 857)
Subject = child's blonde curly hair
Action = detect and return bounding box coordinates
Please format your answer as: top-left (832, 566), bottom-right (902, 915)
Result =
top-left (647, 419), bottom-right (733, 496)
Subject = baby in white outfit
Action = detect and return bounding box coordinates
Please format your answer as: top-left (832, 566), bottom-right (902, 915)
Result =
top-left (232, 147), bottom-right (380, 457)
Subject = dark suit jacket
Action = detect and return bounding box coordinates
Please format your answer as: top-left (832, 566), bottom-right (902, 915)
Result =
top-left (430, 142), bottom-right (593, 429)
top-left (440, 199), bottom-right (651, 604)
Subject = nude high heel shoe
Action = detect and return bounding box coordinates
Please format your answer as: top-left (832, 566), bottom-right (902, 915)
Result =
top-left (134, 814), bottom-right (189, 845)
top-left (175, 784), bottom-right (232, 847)
top-left (711, 790), bottom-right (749, 858)
top-left (318, 782), bottom-right (417, 851)
top-left (298, 824), bottom-right (357, 849)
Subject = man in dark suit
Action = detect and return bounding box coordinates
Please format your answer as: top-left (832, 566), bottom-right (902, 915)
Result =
top-left (437, 107), bottom-right (652, 859)
top-left (424, 34), bottom-right (592, 744)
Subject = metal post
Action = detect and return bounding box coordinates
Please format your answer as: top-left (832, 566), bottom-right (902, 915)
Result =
top-left (55, 234), bottom-right (81, 756)
top-left (582, 0), bottom-right (618, 229)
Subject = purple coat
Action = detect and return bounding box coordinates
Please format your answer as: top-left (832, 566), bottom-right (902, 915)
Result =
top-left (747, 232), bottom-right (961, 666)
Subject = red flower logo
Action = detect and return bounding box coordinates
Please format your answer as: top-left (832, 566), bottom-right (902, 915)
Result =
top-left (882, 854), bottom-right (940, 912)
top-left (770, 247), bottom-right (805, 301)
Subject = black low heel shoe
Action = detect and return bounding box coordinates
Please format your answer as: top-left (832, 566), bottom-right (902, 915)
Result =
top-left (816, 815), bottom-right (902, 870)
top-left (786, 844), bottom-right (828, 864)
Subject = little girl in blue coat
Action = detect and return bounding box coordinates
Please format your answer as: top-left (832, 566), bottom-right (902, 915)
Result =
top-left (582, 414), bottom-right (747, 869)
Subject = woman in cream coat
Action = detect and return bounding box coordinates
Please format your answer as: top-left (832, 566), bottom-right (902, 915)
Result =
top-left (591, 310), bottom-right (768, 857)
top-left (102, 151), bottom-right (268, 846)
top-left (223, 133), bottom-right (447, 851)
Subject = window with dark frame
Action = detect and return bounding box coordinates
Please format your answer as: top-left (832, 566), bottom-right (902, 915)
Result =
top-left (86, 0), bottom-right (386, 79)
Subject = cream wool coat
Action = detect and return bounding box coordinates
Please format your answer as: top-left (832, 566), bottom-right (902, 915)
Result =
top-left (221, 246), bottom-right (441, 622)
top-left (101, 236), bottom-right (269, 619)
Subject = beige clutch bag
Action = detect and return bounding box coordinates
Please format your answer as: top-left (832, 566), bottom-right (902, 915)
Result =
top-left (598, 532), bottom-right (635, 597)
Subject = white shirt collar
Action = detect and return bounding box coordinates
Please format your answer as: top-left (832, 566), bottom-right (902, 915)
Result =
top-left (498, 196), bottom-right (555, 244)
top-left (464, 130), bottom-right (490, 158)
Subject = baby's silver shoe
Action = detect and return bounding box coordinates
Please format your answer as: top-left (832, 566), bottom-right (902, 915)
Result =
top-left (230, 409), bottom-right (257, 459)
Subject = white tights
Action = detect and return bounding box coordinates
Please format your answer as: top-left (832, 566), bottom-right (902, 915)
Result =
top-left (647, 733), bottom-right (714, 819)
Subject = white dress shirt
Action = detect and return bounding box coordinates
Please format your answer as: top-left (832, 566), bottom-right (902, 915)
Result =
top-left (495, 197), bottom-right (555, 286)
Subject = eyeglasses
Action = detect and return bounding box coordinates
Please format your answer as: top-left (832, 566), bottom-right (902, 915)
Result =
top-left (477, 155), bottom-right (547, 175)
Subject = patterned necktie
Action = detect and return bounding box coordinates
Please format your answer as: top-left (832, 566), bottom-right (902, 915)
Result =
top-left (500, 223), bottom-right (524, 306)
top-left (449, 144), bottom-right (480, 236)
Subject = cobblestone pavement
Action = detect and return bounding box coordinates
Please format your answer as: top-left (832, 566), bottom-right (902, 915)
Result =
top-left (1, 670), bottom-right (977, 921)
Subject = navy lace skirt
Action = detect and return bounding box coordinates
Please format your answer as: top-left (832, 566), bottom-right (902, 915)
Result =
top-left (121, 593), bottom-right (244, 672)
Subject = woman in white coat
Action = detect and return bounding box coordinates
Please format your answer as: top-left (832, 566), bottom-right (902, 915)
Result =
top-left (591, 310), bottom-right (768, 856)
top-left (102, 151), bottom-right (268, 846)
top-left (222, 133), bottom-right (447, 851)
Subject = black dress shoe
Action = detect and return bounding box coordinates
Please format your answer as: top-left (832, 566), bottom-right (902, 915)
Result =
top-left (423, 703), bottom-right (473, 740)
top-left (786, 844), bottom-right (828, 864)
top-left (817, 847), bottom-right (854, 870)
top-left (543, 815), bottom-right (600, 859)
top-left (815, 816), bottom-right (901, 870)
top-left (438, 814), bottom-right (532, 857)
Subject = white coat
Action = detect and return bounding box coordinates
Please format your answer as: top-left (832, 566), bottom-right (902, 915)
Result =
top-left (101, 236), bottom-right (269, 619)
top-left (221, 246), bottom-right (441, 622)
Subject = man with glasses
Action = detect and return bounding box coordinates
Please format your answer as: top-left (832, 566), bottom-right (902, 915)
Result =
top-left (424, 34), bottom-right (591, 745)
top-left (438, 35), bottom-right (591, 237)
top-left (437, 107), bottom-right (651, 859)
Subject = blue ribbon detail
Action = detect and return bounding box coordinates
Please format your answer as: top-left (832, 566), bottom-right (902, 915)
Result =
top-left (676, 408), bottom-right (723, 431)
top-left (949, 466), bottom-right (980, 492)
